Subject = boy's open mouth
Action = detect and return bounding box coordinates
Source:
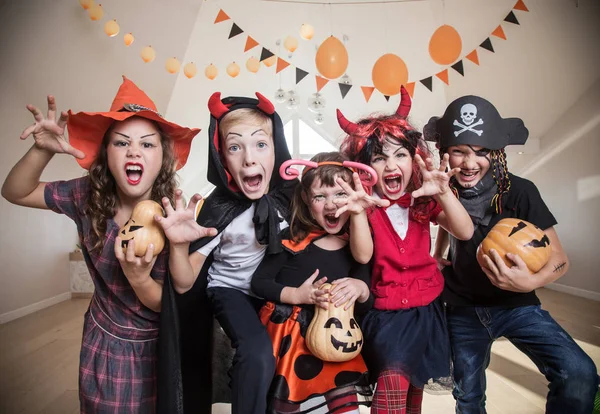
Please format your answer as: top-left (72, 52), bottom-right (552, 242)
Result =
top-left (459, 169), bottom-right (480, 183)
top-left (324, 214), bottom-right (340, 229)
top-left (243, 174), bottom-right (263, 190)
top-left (125, 163), bottom-right (143, 185)
top-left (384, 174), bottom-right (403, 194)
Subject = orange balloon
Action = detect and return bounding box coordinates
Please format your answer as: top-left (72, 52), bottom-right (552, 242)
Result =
top-left (372, 54), bottom-right (409, 96)
top-left (184, 62), bottom-right (197, 79)
top-left (205, 64), bottom-right (218, 80)
top-left (246, 57), bottom-right (260, 73)
top-left (124, 32), bottom-right (134, 46)
top-left (429, 25), bottom-right (462, 65)
top-left (315, 36), bottom-right (348, 79)
top-left (79, 0), bottom-right (94, 10)
top-left (263, 55), bottom-right (276, 67)
top-left (104, 20), bottom-right (119, 37)
top-left (140, 46), bottom-right (156, 63)
top-left (300, 23), bottom-right (314, 40)
top-left (165, 57), bottom-right (181, 74)
top-left (284, 36), bottom-right (298, 53)
top-left (88, 3), bottom-right (104, 21)
top-left (227, 62), bottom-right (240, 78)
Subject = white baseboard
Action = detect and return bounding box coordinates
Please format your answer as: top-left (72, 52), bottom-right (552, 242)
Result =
top-left (544, 283), bottom-right (600, 302)
top-left (0, 292), bottom-right (72, 324)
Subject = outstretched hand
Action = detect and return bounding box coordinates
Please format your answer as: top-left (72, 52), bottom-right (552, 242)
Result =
top-left (20, 95), bottom-right (85, 159)
top-left (334, 172), bottom-right (390, 217)
top-left (411, 153), bottom-right (460, 199)
top-left (154, 190), bottom-right (218, 245)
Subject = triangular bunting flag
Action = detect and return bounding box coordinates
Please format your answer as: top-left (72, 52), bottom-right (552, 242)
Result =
top-left (436, 69), bottom-right (449, 85)
top-left (384, 95), bottom-right (390, 102)
top-left (276, 58), bottom-right (290, 74)
top-left (405, 82), bottom-right (415, 98)
top-left (229, 23), bottom-right (244, 39)
top-left (451, 61), bottom-right (464, 76)
top-left (492, 25), bottom-right (507, 40)
top-left (465, 50), bottom-right (480, 65)
top-left (214, 9), bottom-right (230, 24)
top-left (420, 77), bottom-right (433, 92)
top-left (361, 86), bottom-right (375, 102)
top-left (296, 68), bottom-right (309, 84)
top-left (244, 36), bottom-right (259, 52)
top-left (480, 38), bottom-right (494, 53)
top-left (339, 83), bottom-right (352, 99)
top-left (316, 76), bottom-right (329, 93)
top-left (259, 48), bottom-right (274, 62)
top-left (504, 11), bottom-right (520, 25)
top-left (513, 0), bottom-right (529, 12)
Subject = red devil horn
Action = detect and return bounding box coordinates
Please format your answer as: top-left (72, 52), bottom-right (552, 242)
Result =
top-left (208, 92), bottom-right (229, 119)
top-left (396, 85), bottom-right (412, 119)
top-left (255, 92), bottom-right (275, 115)
top-left (336, 109), bottom-right (359, 135)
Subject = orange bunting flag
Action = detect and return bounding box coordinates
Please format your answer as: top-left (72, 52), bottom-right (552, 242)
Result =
top-left (492, 25), bottom-right (507, 40)
top-left (316, 76), bottom-right (329, 92)
top-left (214, 9), bottom-right (230, 24)
top-left (436, 69), bottom-right (449, 85)
top-left (513, 0), bottom-right (529, 12)
top-left (276, 58), bottom-right (290, 74)
top-left (361, 86), bottom-right (375, 103)
top-left (244, 36), bottom-right (259, 52)
top-left (465, 50), bottom-right (480, 65)
top-left (404, 82), bottom-right (415, 98)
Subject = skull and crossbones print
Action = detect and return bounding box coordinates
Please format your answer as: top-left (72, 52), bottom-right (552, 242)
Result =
top-left (453, 103), bottom-right (484, 136)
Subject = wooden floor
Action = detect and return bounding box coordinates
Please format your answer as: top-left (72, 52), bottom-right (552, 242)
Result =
top-left (0, 289), bottom-right (598, 414)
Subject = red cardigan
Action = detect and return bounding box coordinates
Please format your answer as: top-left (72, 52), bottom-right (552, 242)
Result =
top-left (369, 206), bottom-right (444, 310)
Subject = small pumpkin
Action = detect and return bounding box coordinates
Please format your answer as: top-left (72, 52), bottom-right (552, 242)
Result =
top-left (305, 283), bottom-right (363, 362)
top-left (477, 218), bottom-right (551, 273)
top-left (119, 200), bottom-right (165, 257)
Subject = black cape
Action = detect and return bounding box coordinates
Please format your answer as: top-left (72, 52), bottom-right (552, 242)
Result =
top-left (157, 93), bottom-right (296, 413)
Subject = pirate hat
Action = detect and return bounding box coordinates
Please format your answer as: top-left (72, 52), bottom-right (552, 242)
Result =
top-left (424, 95), bottom-right (528, 150)
top-left (67, 76), bottom-right (200, 170)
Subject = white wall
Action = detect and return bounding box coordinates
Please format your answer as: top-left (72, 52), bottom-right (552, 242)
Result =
top-left (0, 0), bottom-right (201, 317)
top-left (518, 79), bottom-right (600, 295)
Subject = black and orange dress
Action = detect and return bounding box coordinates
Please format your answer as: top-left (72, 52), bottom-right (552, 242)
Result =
top-left (251, 230), bottom-right (374, 413)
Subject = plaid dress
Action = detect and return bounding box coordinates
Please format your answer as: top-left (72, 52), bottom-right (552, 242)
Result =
top-left (45, 177), bottom-right (168, 413)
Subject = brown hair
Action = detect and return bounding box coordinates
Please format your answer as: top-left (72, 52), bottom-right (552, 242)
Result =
top-left (289, 152), bottom-right (354, 242)
top-left (219, 108), bottom-right (273, 144)
top-left (85, 118), bottom-right (178, 252)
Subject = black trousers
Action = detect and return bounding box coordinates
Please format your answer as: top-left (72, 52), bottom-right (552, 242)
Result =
top-left (207, 287), bottom-right (276, 414)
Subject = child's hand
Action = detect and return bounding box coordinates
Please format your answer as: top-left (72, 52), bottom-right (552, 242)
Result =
top-left (115, 236), bottom-right (157, 287)
top-left (20, 95), bottom-right (85, 159)
top-left (411, 153), bottom-right (460, 199)
top-left (329, 278), bottom-right (369, 310)
top-left (433, 253), bottom-right (452, 271)
top-left (154, 190), bottom-right (218, 245)
top-left (334, 172), bottom-right (390, 217)
top-left (295, 270), bottom-right (329, 309)
top-left (479, 249), bottom-right (538, 293)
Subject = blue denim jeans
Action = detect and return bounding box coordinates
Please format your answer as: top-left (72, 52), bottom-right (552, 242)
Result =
top-left (446, 304), bottom-right (598, 414)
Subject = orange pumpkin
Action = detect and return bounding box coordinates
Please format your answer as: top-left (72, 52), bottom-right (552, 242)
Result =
top-left (477, 218), bottom-right (551, 273)
top-left (305, 283), bottom-right (363, 362)
top-left (118, 200), bottom-right (165, 257)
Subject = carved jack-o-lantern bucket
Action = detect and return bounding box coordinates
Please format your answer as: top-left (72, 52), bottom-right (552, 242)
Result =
top-left (477, 218), bottom-right (552, 273)
top-left (305, 283), bottom-right (363, 362)
top-left (118, 200), bottom-right (165, 257)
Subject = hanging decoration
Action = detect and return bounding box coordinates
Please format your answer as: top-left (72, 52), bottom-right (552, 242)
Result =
top-left (246, 56), bottom-right (261, 73)
top-left (263, 55), bottom-right (276, 67)
top-left (372, 54), bottom-right (409, 96)
top-left (300, 23), bottom-right (315, 40)
top-left (286, 90), bottom-right (299, 110)
top-left (79, 0), bottom-right (94, 10)
top-left (184, 62), bottom-right (197, 79)
top-left (307, 93), bottom-right (326, 113)
top-left (104, 19), bottom-right (119, 37)
top-left (315, 36), bottom-right (348, 80)
top-left (140, 45), bottom-right (156, 63)
top-left (165, 57), bottom-right (181, 74)
top-left (274, 88), bottom-right (287, 103)
top-left (88, 3), bottom-right (104, 21)
top-left (429, 25), bottom-right (462, 65)
top-left (284, 36), bottom-right (299, 54)
top-left (205, 63), bottom-right (218, 80)
top-left (314, 113), bottom-right (324, 125)
top-left (227, 61), bottom-right (241, 78)
top-left (123, 32), bottom-right (134, 46)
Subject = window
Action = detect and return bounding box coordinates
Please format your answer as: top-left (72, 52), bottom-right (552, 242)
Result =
top-left (284, 116), bottom-right (337, 160)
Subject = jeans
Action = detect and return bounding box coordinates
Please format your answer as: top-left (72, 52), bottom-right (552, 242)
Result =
top-left (446, 304), bottom-right (598, 414)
